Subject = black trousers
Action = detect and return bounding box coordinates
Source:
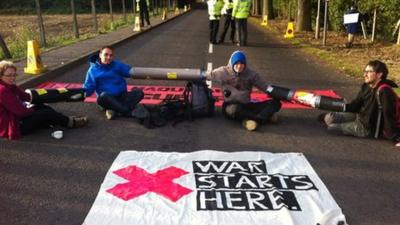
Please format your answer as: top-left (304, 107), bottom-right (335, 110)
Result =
top-left (20, 104), bottom-right (70, 135)
top-left (235, 18), bottom-right (248, 46)
top-left (140, 7), bottom-right (151, 26)
top-left (219, 14), bottom-right (235, 42)
top-left (209, 20), bottom-right (220, 44)
top-left (222, 99), bottom-right (282, 124)
top-left (97, 89), bottom-right (144, 115)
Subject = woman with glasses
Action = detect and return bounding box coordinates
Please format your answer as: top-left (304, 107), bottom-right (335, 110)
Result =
top-left (0, 60), bottom-right (88, 140)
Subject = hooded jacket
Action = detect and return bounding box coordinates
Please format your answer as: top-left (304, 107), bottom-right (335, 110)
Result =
top-left (0, 80), bottom-right (33, 140)
top-left (207, 51), bottom-right (269, 104)
top-left (346, 79), bottom-right (400, 139)
top-left (83, 55), bottom-right (132, 97)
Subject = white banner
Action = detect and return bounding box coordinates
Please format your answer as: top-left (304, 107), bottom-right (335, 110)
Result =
top-left (344, 13), bottom-right (359, 24)
top-left (83, 150), bottom-right (347, 225)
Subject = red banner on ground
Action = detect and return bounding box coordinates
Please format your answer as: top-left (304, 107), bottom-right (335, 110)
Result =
top-left (36, 82), bottom-right (341, 109)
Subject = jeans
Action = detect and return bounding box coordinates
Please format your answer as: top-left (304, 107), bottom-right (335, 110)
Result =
top-left (97, 89), bottom-right (144, 115)
top-left (20, 104), bottom-right (70, 135)
top-left (324, 112), bottom-right (370, 137)
top-left (222, 99), bottom-right (282, 124)
top-left (235, 18), bottom-right (248, 46)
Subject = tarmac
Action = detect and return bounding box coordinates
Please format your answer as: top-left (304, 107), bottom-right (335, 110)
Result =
top-left (14, 9), bottom-right (191, 89)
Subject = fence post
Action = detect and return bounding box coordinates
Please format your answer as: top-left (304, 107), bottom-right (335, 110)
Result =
top-left (122, 0), bottom-right (127, 23)
top-left (315, 0), bottom-right (321, 39)
top-left (371, 8), bottom-right (377, 42)
top-left (71, 0), bottom-right (79, 39)
top-left (0, 34), bottom-right (12, 59)
top-left (322, 0), bottom-right (329, 46)
top-left (397, 24), bottom-right (400, 45)
top-left (109, 0), bottom-right (114, 23)
top-left (91, 0), bottom-right (98, 33)
top-left (34, 0), bottom-right (46, 47)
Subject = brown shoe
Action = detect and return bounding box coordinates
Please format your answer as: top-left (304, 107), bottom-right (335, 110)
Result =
top-left (242, 119), bottom-right (258, 131)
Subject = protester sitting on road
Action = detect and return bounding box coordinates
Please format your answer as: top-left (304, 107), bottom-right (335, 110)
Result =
top-left (206, 50), bottom-right (281, 131)
top-left (83, 46), bottom-right (145, 120)
top-left (319, 60), bottom-right (400, 146)
top-left (0, 60), bottom-right (87, 140)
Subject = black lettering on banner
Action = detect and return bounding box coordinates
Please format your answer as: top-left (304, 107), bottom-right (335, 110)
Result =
top-left (193, 161), bottom-right (317, 211)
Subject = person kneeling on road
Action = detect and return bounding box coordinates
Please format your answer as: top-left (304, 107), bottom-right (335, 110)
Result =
top-left (83, 46), bottom-right (145, 120)
top-left (319, 60), bottom-right (400, 146)
top-left (206, 50), bottom-right (281, 131)
top-left (0, 61), bottom-right (87, 140)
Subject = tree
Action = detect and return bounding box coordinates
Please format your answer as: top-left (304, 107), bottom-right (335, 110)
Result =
top-left (263, 0), bottom-right (274, 19)
top-left (296, 0), bottom-right (312, 31)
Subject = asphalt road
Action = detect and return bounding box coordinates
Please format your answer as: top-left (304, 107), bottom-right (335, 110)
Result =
top-left (1, 9), bottom-right (399, 225)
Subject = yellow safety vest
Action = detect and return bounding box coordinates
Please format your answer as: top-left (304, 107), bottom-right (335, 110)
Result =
top-left (208, 0), bottom-right (224, 20)
top-left (232, 0), bottom-right (251, 19)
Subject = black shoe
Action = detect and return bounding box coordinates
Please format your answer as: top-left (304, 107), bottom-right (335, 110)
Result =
top-left (131, 104), bottom-right (149, 119)
top-left (317, 113), bottom-right (327, 123)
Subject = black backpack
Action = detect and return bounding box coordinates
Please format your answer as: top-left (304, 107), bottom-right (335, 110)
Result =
top-left (183, 80), bottom-right (216, 118)
top-left (136, 80), bottom-right (215, 128)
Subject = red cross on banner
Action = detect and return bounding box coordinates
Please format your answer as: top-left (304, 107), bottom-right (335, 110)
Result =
top-left (107, 165), bottom-right (193, 202)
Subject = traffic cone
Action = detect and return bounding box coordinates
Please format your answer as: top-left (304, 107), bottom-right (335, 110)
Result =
top-left (184, 5), bottom-right (187, 12)
top-left (24, 40), bottom-right (47, 75)
top-left (284, 22), bottom-right (295, 39)
top-left (133, 16), bottom-right (141, 32)
top-left (261, 15), bottom-right (268, 26)
top-left (175, 7), bottom-right (179, 15)
top-left (162, 8), bottom-right (167, 20)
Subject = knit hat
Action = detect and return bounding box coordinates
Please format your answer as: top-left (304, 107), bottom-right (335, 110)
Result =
top-left (230, 51), bottom-right (246, 69)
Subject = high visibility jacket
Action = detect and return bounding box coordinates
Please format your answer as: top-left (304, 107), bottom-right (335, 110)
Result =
top-left (232, 0), bottom-right (251, 19)
top-left (207, 0), bottom-right (224, 20)
top-left (221, 0), bottom-right (234, 15)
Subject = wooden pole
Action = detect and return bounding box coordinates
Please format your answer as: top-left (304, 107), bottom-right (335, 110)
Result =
top-left (315, 0), bottom-right (321, 39)
top-left (109, 0), bottom-right (114, 22)
top-left (397, 24), bottom-right (400, 45)
top-left (34, 0), bottom-right (46, 47)
top-left (0, 34), bottom-right (12, 59)
top-left (71, 0), bottom-right (79, 39)
top-left (371, 8), bottom-right (377, 42)
top-left (361, 21), bottom-right (367, 39)
top-left (322, 0), bottom-right (328, 46)
top-left (91, 0), bottom-right (98, 33)
top-left (288, 1), bottom-right (291, 21)
top-left (122, 0), bottom-right (127, 23)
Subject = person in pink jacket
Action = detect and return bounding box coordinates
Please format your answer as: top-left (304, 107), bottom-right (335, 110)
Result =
top-left (0, 61), bottom-right (87, 140)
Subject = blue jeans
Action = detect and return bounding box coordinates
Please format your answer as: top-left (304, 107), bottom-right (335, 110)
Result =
top-left (97, 89), bottom-right (144, 115)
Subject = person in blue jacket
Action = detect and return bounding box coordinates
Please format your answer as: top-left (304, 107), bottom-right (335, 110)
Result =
top-left (83, 46), bottom-right (144, 120)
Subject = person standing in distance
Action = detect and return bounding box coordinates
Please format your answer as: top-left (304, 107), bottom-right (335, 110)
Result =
top-left (207, 0), bottom-right (224, 44)
top-left (232, 0), bottom-right (251, 46)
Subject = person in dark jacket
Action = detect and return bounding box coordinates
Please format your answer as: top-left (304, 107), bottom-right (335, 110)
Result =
top-left (138, 0), bottom-right (151, 27)
top-left (0, 61), bottom-right (87, 140)
top-left (320, 60), bottom-right (400, 146)
top-left (206, 51), bottom-right (281, 131)
top-left (217, 0), bottom-right (235, 44)
top-left (344, 5), bottom-right (360, 48)
top-left (83, 46), bottom-right (144, 120)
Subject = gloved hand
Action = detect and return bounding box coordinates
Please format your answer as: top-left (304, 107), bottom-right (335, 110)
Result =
top-left (223, 89), bottom-right (231, 98)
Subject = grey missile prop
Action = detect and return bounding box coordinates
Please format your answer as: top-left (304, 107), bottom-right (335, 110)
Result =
top-left (131, 67), bottom-right (206, 81)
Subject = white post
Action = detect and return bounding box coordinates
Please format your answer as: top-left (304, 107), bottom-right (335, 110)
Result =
top-left (397, 25), bottom-right (400, 45)
top-left (315, 0), bottom-right (321, 39)
top-left (371, 8), bottom-right (377, 42)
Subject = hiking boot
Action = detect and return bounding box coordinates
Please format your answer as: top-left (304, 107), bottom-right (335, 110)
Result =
top-left (69, 116), bottom-right (88, 128)
top-left (242, 119), bottom-right (258, 131)
top-left (269, 113), bottom-right (279, 124)
top-left (105, 110), bottom-right (115, 120)
top-left (131, 104), bottom-right (149, 119)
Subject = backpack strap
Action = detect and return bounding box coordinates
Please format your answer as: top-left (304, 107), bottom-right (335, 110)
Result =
top-left (374, 84), bottom-right (393, 138)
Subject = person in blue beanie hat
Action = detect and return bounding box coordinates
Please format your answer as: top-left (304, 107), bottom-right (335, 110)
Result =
top-left (83, 46), bottom-right (145, 120)
top-left (206, 50), bottom-right (281, 131)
